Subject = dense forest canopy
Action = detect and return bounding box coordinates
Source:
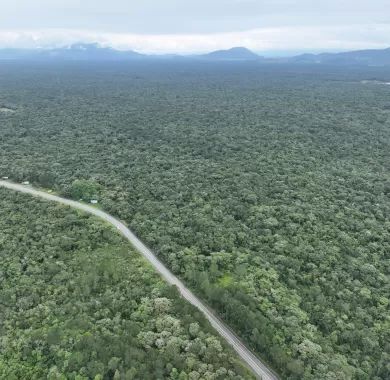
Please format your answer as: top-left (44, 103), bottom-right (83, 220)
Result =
top-left (0, 188), bottom-right (252, 380)
top-left (0, 61), bottom-right (389, 379)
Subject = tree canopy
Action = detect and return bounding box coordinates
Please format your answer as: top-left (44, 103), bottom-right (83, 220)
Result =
top-left (0, 61), bottom-right (389, 379)
top-left (0, 189), bottom-right (252, 380)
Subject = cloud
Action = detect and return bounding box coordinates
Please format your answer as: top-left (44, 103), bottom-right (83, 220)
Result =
top-left (1, 1), bottom-right (389, 52)
top-left (0, 25), bottom-right (389, 54)
top-left (2, 0), bottom-right (389, 34)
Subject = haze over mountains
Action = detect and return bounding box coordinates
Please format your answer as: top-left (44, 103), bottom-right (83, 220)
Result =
top-left (0, 43), bottom-right (390, 66)
top-left (290, 47), bottom-right (390, 66)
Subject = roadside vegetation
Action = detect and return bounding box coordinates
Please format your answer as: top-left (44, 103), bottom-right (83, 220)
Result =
top-left (0, 188), bottom-right (252, 380)
top-left (0, 62), bottom-right (389, 379)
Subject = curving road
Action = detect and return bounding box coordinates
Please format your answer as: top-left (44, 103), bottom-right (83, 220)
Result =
top-left (0, 180), bottom-right (279, 380)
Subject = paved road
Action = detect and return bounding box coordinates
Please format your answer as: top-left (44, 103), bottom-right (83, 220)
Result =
top-left (0, 180), bottom-right (279, 380)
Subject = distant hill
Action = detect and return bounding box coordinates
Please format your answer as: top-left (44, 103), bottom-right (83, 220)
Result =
top-left (0, 43), bottom-right (145, 61)
top-left (0, 45), bottom-right (262, 62)
top-left (197, 47), bottom-right (261, 61)
top-left (48, 43), bottom-right (144, 60)
top-left (291, 48), bottom-right (390, 66)
top-left (0, 44), bottom-right (390, 65)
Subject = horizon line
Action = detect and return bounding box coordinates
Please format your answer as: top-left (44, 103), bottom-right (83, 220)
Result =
top-left (0, 43), bottom-right (389, 57)
top-left (0, 25), bottom-right (389, 55)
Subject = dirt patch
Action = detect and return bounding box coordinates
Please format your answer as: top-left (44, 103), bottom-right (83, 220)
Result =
top-left (0, 106), bottom-right (16, 113)
top-left (361, 80), bottom-right (390, 86)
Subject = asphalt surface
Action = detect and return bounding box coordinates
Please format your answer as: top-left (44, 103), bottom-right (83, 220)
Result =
top-left (0, 180), bottom-right (279, 380)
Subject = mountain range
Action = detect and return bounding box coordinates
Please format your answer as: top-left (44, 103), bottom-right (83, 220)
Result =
top-left (0, 43), bottom-right (390, 66)
top-left (290, 47), bottom-right (390, 66)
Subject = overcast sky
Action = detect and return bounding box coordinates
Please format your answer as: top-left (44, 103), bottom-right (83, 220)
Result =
top-left (0, 0), bottom-right (389, 53)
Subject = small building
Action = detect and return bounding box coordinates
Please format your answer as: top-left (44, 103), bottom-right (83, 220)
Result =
top-left (2, 176), bottom-right (8, 180)
top-left (22, 181), bottom-right (30, 185)
top-left (90, 200), bottom-right (98, 204)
